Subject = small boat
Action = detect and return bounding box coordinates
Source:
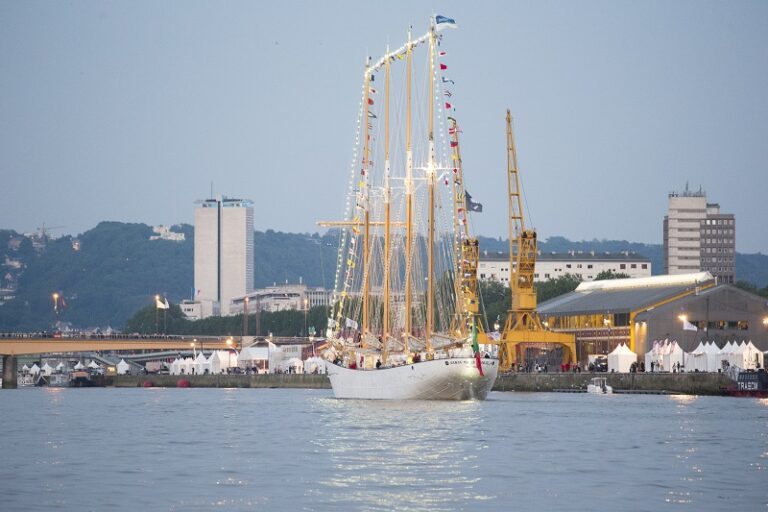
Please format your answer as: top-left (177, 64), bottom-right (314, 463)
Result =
top-left (587, 377), bottom-right (613, 394)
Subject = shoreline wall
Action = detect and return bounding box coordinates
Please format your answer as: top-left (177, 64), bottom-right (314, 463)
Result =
top-left (112, 372), bottom-right (733, 395)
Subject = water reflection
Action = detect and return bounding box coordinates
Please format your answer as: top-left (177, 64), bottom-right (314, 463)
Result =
top-left (311, 398), bottom-right (491, 511)
top-left (2, 389), bottom-right (767, 511)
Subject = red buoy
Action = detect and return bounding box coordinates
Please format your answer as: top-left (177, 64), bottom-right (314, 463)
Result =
top-left (177, 379), bottom-right (191, 388)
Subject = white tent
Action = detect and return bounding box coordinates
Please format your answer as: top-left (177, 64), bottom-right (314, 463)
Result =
top-left (704, 342), bottom-right (721, 372)
top-left (608, 343), bottom-right (637, 373)
top-left (747, 341), bottom-right (764, 370)
top-left (179, 357), bottom-right (194, 375)
top-left (41, 363), bottom-right (54, 376)
top-left (209, 351), bottom-right (237, 374)
top-left (55, 362), bottom-right (65, 372)
top-left (193, 353), bottom-right (211, 375)
top-left (281, 357), bottom-right (304, 374)
top-left (658, 341), bottom-right (673, 371)
top-left (728, 341), bottom-right (746, 369)
top-left (644, 341), bottom-right (664, 371)
top-left (717, 342), bottom-right (733, 370)
top-left (169, 358), bottom-right (182, 375)
top-left (663, 342), bottom-right (685, 371)
top-left (689, 342), bottom-right (708, 372)
top-left (116, 359), bottom-right (131, 375)
top-left (29, 363), bottom-right (41, 375)
top-left (737, 341), bottom-right (763, 370)
top-left (73, 361), bottom-right (85, 370)
top-left (87, 360), bottom-right (101, 370)
top-left (304, 357), bottom-right (326, 374)
top-left (20, 364), bottom-right (30, 374)
top-left (238, 344), bottom-right (274, 372)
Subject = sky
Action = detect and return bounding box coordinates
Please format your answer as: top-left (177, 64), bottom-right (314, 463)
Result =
top-left (1, 0), bottom-right (767, 253)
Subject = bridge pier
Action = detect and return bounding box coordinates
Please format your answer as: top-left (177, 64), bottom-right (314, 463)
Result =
top-left (2, 355), bottom-right (17, 389)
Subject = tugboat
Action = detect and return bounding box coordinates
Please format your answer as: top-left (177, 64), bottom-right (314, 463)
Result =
top-left (725, 369), bottom-right (768, 397)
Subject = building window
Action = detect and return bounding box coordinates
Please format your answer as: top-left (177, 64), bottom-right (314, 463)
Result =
top-left (641, 264), bottom-right (647, 269)
top-left (566, 264), bottom-right (572, 269)
top-left (620, 264), bottom-right (626, 269)
top-left (631, 264), bottom-right (636, 269)
top-left (587, 264), bottom-right (593, 269)
top-left (545, 273), bottom-right (550, 279)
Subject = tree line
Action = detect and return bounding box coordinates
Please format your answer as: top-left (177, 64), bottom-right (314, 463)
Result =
top-left (124, 270), bottom-right (629, 337)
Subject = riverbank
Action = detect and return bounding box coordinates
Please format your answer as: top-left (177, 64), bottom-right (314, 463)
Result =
top-left (493, 372), bottom-right (733, 395)
top-left (111, 372), bottom-right (734, 395)
top-left (114, 373), bottom-right (331, 389)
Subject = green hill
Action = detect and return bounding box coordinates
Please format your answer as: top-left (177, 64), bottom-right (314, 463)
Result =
top-left (0, 222), bottom-right (764, 331)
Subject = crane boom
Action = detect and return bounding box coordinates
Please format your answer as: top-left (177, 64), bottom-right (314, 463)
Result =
top-left (498, 111), bottom-right (576, 372)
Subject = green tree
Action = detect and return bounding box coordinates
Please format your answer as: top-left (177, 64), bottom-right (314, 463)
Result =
top-left (735, 280), bottom-right (768, 299)
top-left (123, 304), bottom-right (330, 337)
top-left (594, 270), bottom-right (630, 280)
top-left (479, 280), bottom-right (511, 331)
top-left (536, 274), bottom-right (582, 304)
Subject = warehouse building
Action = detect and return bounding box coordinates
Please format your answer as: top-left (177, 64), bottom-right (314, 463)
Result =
top-left (538, 272), bottom-right (768, 363)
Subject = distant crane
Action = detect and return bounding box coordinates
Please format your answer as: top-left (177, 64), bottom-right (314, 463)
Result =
top-left (496, 110), bottom-right (577, 372)
top-left (36, 223), bottom-right (66, 242)
top-left (29, 223), bottom-right (66, 251)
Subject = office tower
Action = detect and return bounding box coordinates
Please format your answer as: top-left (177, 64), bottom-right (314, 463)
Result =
top-left (663, 185), bottom-right (735, 283)
top-left (194, 195), bottom-right (254, 316)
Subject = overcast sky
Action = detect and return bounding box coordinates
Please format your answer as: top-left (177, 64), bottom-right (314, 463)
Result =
top-left (2, 1), bottom-right (766, 252)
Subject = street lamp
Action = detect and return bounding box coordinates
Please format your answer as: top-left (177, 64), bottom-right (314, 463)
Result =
top-left (52, 292), bottom-right (60, 326)
top-left (678, 314), bottom-right (690, 371)
top-left (154, 294), bottom-right (161, 335)
top-left (243, 297), bottom-right (249, 351)
top-left (762, 316), bottom-right (768, 328)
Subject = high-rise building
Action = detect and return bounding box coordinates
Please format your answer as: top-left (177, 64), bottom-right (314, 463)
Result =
top-left (193, 195), bottom-right (254, 317)
top-left (663, 185), bottom-right (735, 283)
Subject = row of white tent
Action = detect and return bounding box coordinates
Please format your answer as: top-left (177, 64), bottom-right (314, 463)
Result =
top-left (20, 360), bottom-right (101, 376)
top-left (643, 340), bottom-right (764, 373)
top-left (160, 351), bottom-right (328, 376)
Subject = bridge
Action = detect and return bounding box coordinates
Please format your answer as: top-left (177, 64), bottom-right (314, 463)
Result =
top-left (0, 334), bottom-right (238, 389)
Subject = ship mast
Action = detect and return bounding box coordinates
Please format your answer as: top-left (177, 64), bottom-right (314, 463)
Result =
top-left (425, 25), bottom-right (436, 353)
top-left (404, 27), bottom-right (413, 354)
top-left (382, 45), bottom-right (392, 362)
top-left (361, 58), bottom-right (372, 345)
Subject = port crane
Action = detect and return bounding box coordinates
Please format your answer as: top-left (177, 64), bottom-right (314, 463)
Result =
top-left (496, 110), bottom-right (577, 372)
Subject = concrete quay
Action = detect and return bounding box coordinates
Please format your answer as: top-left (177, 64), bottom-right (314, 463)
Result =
top-left (112, 372), bottom-right (733, 395)
top-left (114, 373), bottom-right (331, 389)
top-left (493, 372), bottom-right (733, 395)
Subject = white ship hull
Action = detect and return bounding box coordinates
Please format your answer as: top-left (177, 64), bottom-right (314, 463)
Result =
top-left (325, 357), bottom-right (499, 400)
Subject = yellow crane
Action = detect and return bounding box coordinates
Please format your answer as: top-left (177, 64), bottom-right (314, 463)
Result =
top-left (497, 110), bottom-right (576, 372)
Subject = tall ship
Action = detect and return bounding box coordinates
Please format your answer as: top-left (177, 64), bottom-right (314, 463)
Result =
top-left (321, 16), bottom-right (498, 400)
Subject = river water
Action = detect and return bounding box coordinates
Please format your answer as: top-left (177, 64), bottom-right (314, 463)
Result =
top-left (0, 388), bottom-right (766, 511)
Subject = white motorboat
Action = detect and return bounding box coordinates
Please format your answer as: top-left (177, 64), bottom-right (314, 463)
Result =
top-left (587, 377), bottom-right (613, 394)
